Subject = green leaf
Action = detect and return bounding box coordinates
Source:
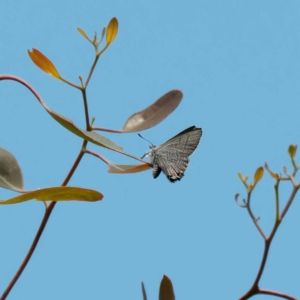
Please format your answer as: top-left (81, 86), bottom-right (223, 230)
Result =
top-left (0, 148), bottom-right (24, 192)
top-left (32, 95), bottom-right (122, 151)
top-left (0, 186), bottom-right (103, 205)
top-left (159, 275), bottom-right (175, 300)
top-left (238, 173), bottom-right (244, 182)
top-left (77, 28), bottom-right (88, 39)
top-left (122, 90), bottom-right (183, 133)
top-left (50, 112), bottom-right (122, 150)
top-left (288, 144), bottom-right (297, 159)
top-left (264, 163), bottom-right (280, 179)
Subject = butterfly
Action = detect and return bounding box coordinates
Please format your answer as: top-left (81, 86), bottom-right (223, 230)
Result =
top-left (142, 126), bottom-right (202, 182)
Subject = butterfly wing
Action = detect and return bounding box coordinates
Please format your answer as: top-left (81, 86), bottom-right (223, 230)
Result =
top-left (152, 149), bottom-right (189, 182)
top-left (151, 126), bottom-right (202, 182)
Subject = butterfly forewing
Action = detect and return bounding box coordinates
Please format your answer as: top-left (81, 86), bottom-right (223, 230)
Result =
top-left (150, 126), bottom-right (202, 182)
top-left (156, 126), bottom-right (202, 156)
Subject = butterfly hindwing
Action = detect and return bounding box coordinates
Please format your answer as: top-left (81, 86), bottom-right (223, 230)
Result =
top-left (150, 126), bottom-right (202, 182)
top-left (152, 147), bottom-right (190, 182)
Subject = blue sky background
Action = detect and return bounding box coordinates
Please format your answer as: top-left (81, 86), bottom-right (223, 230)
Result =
top-left (1, 1), bottom-right (299, 299)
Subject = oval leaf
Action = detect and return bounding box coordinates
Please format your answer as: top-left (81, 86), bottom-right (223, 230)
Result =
top-left (0, 186), bottom-right (103, 205)
top-left (77, 28), bottom-right (89, 39)
top-left (50, 111), bottom-right (123, 151)
top-left (101, 27), bottom-right (106, 41)
top-left (0, 148), bottom-right (24, 191)
top-left (28, 48), bottom-right (61, 79)
top-left (238, 172), bottom-right (244, 182)
top-left (106, 17), bottom-right (118, 45)
top-left (159, 275), bottom-right (175, 300)
top-left (6, 78), bottom-right (122, 151)
top-left (122, 90), bottom-right (183, 133)
top-left (264, 163), bottom-right (280, 179)
top-left (108, 163), bottom-right (151, 174)
top-left (254, 166), bottom-right (264, 185)
top-left (288, 144), bottom-right (297, 159)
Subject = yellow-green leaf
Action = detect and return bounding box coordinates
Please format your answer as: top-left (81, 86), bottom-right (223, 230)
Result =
top-left (238, 173), bottom-right (244, 182)
top-left (0, 186), bottom-right (103, 205)
top-left (288, 144), bottom-right (297, 159)
top-left (50, 111), bottom-right (123, 150)
top-left (28, 48), bottom-right (61, 79)
top-left (254, 166), bottom-right (264, 185)
top-left (106, 17), bottom-right (118, 45)
top-left (264, 163), bottom-right (279, 179)
top-left (6, 77), bottom-right (122, 151)
top-left (77, 28), bottom-right (88, 39)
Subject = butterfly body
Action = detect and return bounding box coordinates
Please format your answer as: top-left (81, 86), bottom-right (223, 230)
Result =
top-left (144, 126), bottom-right (202, 182)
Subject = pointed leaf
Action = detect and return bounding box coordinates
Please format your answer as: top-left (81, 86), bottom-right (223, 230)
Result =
top-left (50, 111), bottom-right (122, 150)
top-left (254, 166), bottom-right (264, 185)
top-left (288, 144), bottom-right (297, 159)
top-left (238, 173), bottom-right (244, 182)
top-left (77, 28), bottom-right (89, 39)
top-left (28, 48), bottom-right (61, 79)
top-left (16, 83), bottom-right (122, 150)
top-left (0, 148), bottom-right (24, 191)
top-left (101, 27), bottom-right (106, 41)
top-left (106, 17), bottom-right (118, 45)
top-left (0, 186), bottom-right (103, 205)
top-left (35, 95), bottom-right (122, 151)
top-left (264, 163), bottom-right (280, 179)
top-left (108, 163), bottom-right (151, 174)
top-left (159, 275), bottom-right (175, 300)
top-left (122, 90), bottom-right (183, 133)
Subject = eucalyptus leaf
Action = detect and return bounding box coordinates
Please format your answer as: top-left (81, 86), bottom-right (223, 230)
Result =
top-left (0, 148), bottom-right (24, 192)
top-left (122, 90), bottom-right (183, 133)
top-left (0, 186), bottom-right (103, 205)
top-left (159, 275), bottom-right (175, 300)
top-left (107, 163), bottom-right (151, 174)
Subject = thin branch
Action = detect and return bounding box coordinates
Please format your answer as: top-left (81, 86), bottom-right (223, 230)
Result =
top-left (259, 288), bottom-right (298, 300)
top-left (1, 141), bottom-right (87, 300)
top-left (85, 55), bottom-right (99, 87)
top-left (81, 89), bottom-right (91, 131)
top-left (92, 126), bottom-right (124, 133)
top-left (84, 147), bottom-right (151, 166)
top-left (280, 186), bottom-right (299, 220)
top-left (0, 201), bottom-right (56, 300)
top-left (274, 180), bottom-right (280, 219)
top-left (239, 174), bottom-right (299, 300)
top-left (246, 192), bottom-right (267, 240)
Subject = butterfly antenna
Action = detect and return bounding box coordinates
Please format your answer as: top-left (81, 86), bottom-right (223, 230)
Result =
top-left (138, 133), bottom-right (154, 146)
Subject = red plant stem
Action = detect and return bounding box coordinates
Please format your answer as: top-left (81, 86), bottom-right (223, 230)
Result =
top-left (280, 186), bottom-right (299, 220)
top-left (238, 185), bottom-right (299, 300)
top-left (0, 144), bottom-right (87, 300)
top-left (0, 201), bottom-right (56, 300)
top-left (259, 289), bottom-right (298, 300)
